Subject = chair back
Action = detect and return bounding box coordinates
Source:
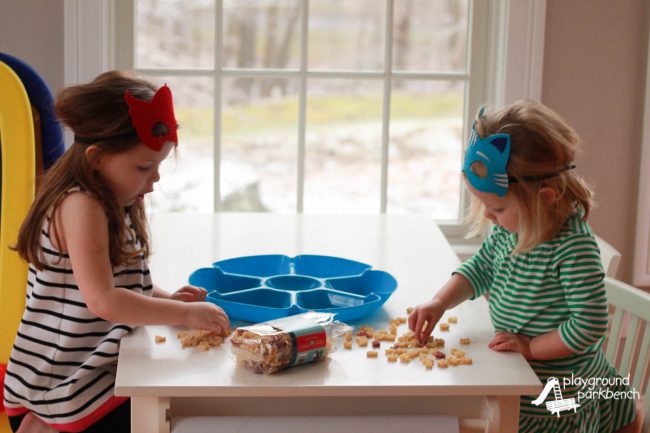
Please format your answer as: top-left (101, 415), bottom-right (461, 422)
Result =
top-left (596, 235), bottom-right (621, 278)
top-left (0, 53), bottom-right (64, 171)
top-left (0, 61), bottom-right (35, 432)
top-left (603, 277), bottom-right (650, 433)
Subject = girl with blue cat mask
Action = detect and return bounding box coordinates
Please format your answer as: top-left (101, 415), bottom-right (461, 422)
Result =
top-left (409, 100), bottom-right (639, 433)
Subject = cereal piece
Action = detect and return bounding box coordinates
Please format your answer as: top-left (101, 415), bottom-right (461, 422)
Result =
top-left (177, 330), bottom-right (226, 350)
top-left (374, 330), bottom-right (389, 340)
top-left (460, 337), bottom-right (471, 345)
top-left (389, 325), bottom-right (398, 336)
top-left (344, 331), bottom-right (353, 342)
top-left (435, 338), bottom-right (445, 347)
top-left (356, 325), bottom-right (374, 338)
top-left (423, 359), bottom-right (434, 369)
top-left (448, 316), bottom-right (458, 324)
top-left (366, 351), bottom-right (379, 358)
top-left (407, 350), bottom-right (420, 360)
top-left (461, 357), bottom-right (473, 365)
top-left (451, 349), bottom-right (465, 358)
top-left (387, 355), bottom-right (398, 363)
top-left (406, 307), bottom-right (414, 314)
top-left (437, 359), bottom-right (448, 368)
top-left (439, 323), bottom-right (449, 331)
top-left (356, 336), bottom-right (369, 347)
top-left (372, 340), bottom-right (381, 348)
top-left (399, 353), bottom-right (411, 363)
top-left (448, 356), bottom-right (460, 366)
top-left (343, 340), bottom-right (353, 350)
top-left (397, 330), bottom-right (415, 342)
top-left (154, 335), bottom-right (166, 344)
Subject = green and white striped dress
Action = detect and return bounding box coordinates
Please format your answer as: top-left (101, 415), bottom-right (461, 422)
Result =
top-left (456, 213), bottom-right (636, 433)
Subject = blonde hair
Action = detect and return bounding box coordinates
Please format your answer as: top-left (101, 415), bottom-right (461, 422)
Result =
top-left (14, 71), bottom-right (157, 270)
top-left (466, 99), bottom-right (594, 254)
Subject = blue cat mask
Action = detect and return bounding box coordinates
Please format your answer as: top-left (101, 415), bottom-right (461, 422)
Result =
top-left (462, 107), bottom-right (576, 197)
top-left (462, 114), bottom-right (511, 197)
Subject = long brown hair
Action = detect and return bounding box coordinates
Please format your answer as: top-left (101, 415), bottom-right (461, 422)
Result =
top-left (466, 100), bottom-right (594, 253)
top-left (15, 71), bottom-right (157, 269)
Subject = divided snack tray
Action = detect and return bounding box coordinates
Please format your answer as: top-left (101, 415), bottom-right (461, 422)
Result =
top-left (189, 254), bottom-right (398, 323)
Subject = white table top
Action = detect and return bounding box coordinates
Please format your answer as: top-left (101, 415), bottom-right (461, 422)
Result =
top-left (116, 213), bottom-right (541, 398)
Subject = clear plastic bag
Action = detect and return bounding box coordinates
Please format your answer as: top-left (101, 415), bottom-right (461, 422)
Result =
top-left (228, 312), bottom-right (353, 374)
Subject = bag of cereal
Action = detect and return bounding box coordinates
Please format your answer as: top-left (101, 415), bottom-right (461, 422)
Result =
top-left (228, 312), bottom-right (352, 374)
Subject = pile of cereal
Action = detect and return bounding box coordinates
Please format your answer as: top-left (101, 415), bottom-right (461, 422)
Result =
top-left (176, 329), bottom-right (228, 351)
top-left (344, 308), bottom-right (473, 369)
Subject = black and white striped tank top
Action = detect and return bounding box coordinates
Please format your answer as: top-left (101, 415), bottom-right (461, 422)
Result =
top-left (3, 191), bottom-right (152, 431)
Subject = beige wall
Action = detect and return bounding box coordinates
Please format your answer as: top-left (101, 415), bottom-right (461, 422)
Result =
top-left (2, 0), bottom-right (649, 284)
top-left (542, 0), bottom-right (649, 283)
top-left (0, 1), bottom-right (65, 93)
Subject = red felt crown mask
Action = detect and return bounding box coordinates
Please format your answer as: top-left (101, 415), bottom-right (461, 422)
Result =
top-left (124, 84), bottom-right (178, 151)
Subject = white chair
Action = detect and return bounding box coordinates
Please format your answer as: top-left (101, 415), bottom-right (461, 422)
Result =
top-left (596, 235), bottom-right (622, 278)
top-left (603, 277), bottom-right (649, 433)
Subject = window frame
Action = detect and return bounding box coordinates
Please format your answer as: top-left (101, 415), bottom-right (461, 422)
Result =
top-left (64, 0), bottom-right (546, 244)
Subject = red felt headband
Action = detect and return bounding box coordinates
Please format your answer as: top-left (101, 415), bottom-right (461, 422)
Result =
top-left (124, 84), bottom-right (178, 151)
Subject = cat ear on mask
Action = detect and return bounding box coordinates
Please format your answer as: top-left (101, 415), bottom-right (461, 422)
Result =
top-left (125, 84), bottom-right (178, 151)
top-left (462, 126), bottom-right (511, 197)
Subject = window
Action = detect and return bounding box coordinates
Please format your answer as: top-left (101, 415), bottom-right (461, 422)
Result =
top-left (73, 0), bottom-right (544, 238)
top-left (115, 0), bottom-right (483, 221)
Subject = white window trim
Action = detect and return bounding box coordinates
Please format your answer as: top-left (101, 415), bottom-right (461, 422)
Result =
top-left (64, 0), bottom-right (546, 246)
top-left (633, 20), bottom-right (650, 287)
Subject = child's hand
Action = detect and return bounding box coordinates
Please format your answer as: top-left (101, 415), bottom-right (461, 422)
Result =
top-left (183, 302), bottom-right (230, 336)
top-left (488, 331), bottom-right (534, 360)
top-left (408, 299), bottom-right (445, 343)
top-left (171, 285), bottom-right (208, 303)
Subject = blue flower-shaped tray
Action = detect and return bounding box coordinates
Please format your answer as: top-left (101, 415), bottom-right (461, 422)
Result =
top-left (189, 254), bottom-right (398, 323)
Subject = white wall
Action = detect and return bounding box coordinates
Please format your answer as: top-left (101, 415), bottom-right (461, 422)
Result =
top-left (0, 1), bottom-right (65, 93)
top-left (542, 0), bottom-right (649, 283)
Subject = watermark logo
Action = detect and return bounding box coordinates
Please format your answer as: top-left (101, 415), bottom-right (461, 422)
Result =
top-left (531, 377), bottom-right (581, 417)
top-left (532, 374), bottom-right (640, 417)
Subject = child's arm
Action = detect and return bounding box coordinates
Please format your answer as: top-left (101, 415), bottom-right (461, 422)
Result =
top-left (153, 284), bottom-right (207, 302)
top-left (55, 193), bottom-right (229, 333)
top-left (488, 330), bottom-right (575, 360)
top-left (408, 273), bottom-right (474, 342)
top-left (409, 229), bottom-right (501, 343)
top-left (490, 234), bottom-right (608, 360)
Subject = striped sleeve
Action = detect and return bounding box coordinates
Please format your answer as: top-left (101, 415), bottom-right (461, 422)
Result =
top-left (554, 234), bottom-right (608, 353)
top-left (454, 229), bottom-right (498, 300)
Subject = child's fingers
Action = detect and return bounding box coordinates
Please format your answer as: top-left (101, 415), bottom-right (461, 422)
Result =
top-left (407, 310), bottom-right (418, 333)
top-left (490, 338), bottom-right (515, 352)
top-left (172, 292), bottom-right (194, 302)
top-left (413, 314), bottom-right (428, 342)
top-left (488, 332), bottom-right (510, 348)
top-left (490, 342), bottom-right (510, 352)
top-left (421, 319), bottom-right (435, 342)
top-left (180, 285), bottom-right (207, 297)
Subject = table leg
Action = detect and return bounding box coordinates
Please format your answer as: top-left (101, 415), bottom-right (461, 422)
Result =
top-left (131, 396), bottom-right (170, 433)
top-left (485, 396), bottom-right (519, 433)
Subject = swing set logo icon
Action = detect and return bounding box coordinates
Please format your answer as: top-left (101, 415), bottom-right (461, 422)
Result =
top-left (531, 377), bottom-right (581, 417)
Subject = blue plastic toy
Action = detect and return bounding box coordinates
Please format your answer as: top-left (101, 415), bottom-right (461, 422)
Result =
top-left (189, 254), bottom-right (398, 323)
